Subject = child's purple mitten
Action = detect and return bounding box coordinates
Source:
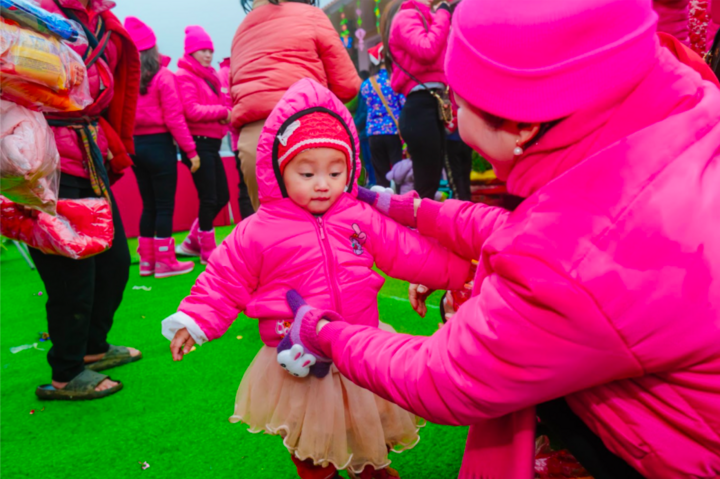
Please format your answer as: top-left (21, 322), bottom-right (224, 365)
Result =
top-left (357, 186), bottom-right (419, 228)
top-left (276, 290), bottom-right (343, 378)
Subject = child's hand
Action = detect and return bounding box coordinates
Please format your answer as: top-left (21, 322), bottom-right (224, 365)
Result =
top-left (170, 328), bottom-right (196, 361)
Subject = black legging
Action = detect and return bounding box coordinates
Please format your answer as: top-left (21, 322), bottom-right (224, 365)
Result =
top-left (132, 133), bottom-right (178, 238)
top-left (446, 138), bottom-right (473, 201)
top-left (181, 136), bottom-right (229, 231)
top-left (399, 90), bottom-right (445, 199)
top-left (234, 150), bottom-right (255, 220)
top-left (29, 174), bottom-right (130, 382)
top-left (368, 134), bottom-right (403, 188)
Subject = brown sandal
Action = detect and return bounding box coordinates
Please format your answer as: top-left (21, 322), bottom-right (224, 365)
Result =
top-left (35, 369), bottom-right (123, 401)
top-left (86, 345), bottom-right (142, 372)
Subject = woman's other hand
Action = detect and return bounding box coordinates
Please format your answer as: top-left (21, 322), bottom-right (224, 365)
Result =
top-left (409, 283), bottom-right (435, 318)
top-left (189, 155), bottom-right (201, 173)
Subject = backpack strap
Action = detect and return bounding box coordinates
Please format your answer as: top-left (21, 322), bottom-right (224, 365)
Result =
top-left (369, 76), bottom-right (400, 133)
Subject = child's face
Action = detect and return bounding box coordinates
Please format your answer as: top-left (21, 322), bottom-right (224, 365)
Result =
top-left (283, 148), bottom-right (348, 214)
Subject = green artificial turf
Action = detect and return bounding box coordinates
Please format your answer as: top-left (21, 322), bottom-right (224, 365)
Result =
top-left (1, 226), bottom-right (467, 478)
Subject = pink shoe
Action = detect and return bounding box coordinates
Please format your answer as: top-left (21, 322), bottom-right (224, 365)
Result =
top-left (176, 219), bottom-right (200, 257)
top-left (155, 237), bottom-right (195, 278)
top-left (199, 229), bottom-right (217, 265)
top-left (138, 237), bottom-right (155, 276)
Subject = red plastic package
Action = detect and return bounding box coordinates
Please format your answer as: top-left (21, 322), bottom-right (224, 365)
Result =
top-left (534, 435), bottom-right (593, 479)
top-left (0, 195), bottom-right (113, 259)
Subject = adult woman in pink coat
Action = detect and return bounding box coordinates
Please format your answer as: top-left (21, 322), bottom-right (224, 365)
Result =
top-left (385, 0), bottom-right (451, 199)
top-left (175, 26), bottom-right (232, 264)
top-left (124, 17), bottom-right (197, 279)
top-left (280, 0), bottom-right (720, 477)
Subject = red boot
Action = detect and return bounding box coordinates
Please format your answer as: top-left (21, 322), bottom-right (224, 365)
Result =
top-left (138, 237), bottom-right (155, 277)
top-left (199, 229), bottom-right (217, 265)
top-left (155, 237), bottom-right (195, 278)
top-left (290, 455), bottom-right (339, 479)
top-left (176, 218), bottom-right (201, 257)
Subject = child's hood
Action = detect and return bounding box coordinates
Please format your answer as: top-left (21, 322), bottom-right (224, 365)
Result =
top-left (256, 78), bottom-right (362, 204)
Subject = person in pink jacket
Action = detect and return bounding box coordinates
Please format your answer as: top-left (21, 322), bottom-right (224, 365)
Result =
top-left (280, 0), bottom-right (720, 477)
top-left (174, 26), bottom-right (232, 264)
top-left (230, 0), bottom-right (361, 213)
top-left (123, 17), bottom-right (197, 279)
top-left (384, 0), bottom-right (451, 200)
top-left (162, 78), bottom-right (471, 479)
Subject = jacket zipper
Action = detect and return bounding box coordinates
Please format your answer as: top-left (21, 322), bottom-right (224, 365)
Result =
top-left (315, 215), bottom-right (342, 314)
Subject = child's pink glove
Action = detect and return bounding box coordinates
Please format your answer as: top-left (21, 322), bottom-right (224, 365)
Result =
top-left (357, 186), bottom-right (419, 228)
top-left (276, 290), bottom-right (344, 378)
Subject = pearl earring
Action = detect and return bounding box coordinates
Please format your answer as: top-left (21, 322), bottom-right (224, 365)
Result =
top-left (513, 140), bottom-right (524, 156)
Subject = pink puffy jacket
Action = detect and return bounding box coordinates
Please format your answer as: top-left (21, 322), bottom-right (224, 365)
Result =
top-left (175, 55), bottom-right (230, 140)
top-left (317, 46), bottom-right (720, 477)
top-left (388, 0), bottom-right (451, 96)
top-left (134, 67), bottom-right (197, 158)
top-left (230, 1), bottom-right (360, 130)
top-left (163, 78), bottom-right (470, 347)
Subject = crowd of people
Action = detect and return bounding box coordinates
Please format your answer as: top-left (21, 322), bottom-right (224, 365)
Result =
top-left (11, 0), bottom-right (720, 478)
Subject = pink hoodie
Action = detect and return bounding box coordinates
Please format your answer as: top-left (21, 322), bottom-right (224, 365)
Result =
top-left (317, 46), bottom-right (720, 478)
top-left (388, 0), bottom-right (451, 96)
top-left (162, 79), bottom-right (470, 348)
top-left (175, 54), bottom-right (230, 139)
top-left (134, 67), bottom-right (197, 158)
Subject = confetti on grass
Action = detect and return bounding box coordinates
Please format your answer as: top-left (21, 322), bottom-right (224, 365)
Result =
top-left (10, 343), bottom-right (45, 354)
top-left (236, 335), bottom-right (243, 340)
top-left (132, 286), bottom-right (152, 291)
top-left (138, 461), bottom-right (150, 470)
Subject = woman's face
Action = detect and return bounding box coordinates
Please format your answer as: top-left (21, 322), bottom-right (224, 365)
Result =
top-left (455, 95), bottom-right (540, 181)
top-left (192, 49), bottom-right (214, 67)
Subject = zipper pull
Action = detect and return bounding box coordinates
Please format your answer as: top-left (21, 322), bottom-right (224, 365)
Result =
top-left (317, 217), bottom-right (326, 240)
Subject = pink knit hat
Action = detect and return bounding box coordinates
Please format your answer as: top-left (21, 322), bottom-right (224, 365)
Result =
top-left (446, 0), bottom-right (660, 122)
top-left (124, 16), bottom-right (156, 52)
top-left (184, 25), bottom-right (214, 55)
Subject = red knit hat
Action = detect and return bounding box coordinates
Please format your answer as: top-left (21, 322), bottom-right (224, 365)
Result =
top-left (368, 43), bottom-right (384, 66)
top-left (276, 112), bottom-right (353, 180)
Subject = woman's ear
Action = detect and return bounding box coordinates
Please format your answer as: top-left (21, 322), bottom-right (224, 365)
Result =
top-left (517, 123), bottom-right (542, 148)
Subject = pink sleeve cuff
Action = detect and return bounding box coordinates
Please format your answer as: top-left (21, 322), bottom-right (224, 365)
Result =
top-left (184, 149), bottom-right (198, 159)
top-left (417, 198), bottom-right (443, 239)
top-left (318, 321), bottom-right (349, 358)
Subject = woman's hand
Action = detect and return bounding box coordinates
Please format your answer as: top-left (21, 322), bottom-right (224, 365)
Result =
top-left (219, 111), bottom-right (232, 125)
top-left (189, 155), bottom-right (201, 173)
top-left (409, 283), bottom-right (435, 318)
top-left (170, 328), bottom-right (196, 361)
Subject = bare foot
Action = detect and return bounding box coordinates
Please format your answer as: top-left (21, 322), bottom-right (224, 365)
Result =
top-left (51, 377), bottom-right (118, 392)
top-left (84, 347), bottom-right (141, 364)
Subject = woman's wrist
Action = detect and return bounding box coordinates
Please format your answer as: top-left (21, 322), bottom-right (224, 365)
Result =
top-left (414, 198), bottom-right (421, 217)
top-left (316, 319), bottom-right (330, 335)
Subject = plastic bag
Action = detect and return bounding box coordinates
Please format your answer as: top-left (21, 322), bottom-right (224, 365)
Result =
top-left (0, 0), bottom-right (80, 41)
top-left (0, 195), bottom-right (114, 259)
top-left (534, 435), bottom-right (593, 479)
top-left (0, 99), bottom-right (59, 214)
top-left (0, 20), bottom-right (91, 111)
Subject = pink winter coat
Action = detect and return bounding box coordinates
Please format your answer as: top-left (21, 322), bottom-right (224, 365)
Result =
top-left (229, 1), bottom-right (360, 130)
top-left (388, 0), bottom-right (451, 96)
top-left (163, 78), bottom-right (470, 348)
top-left (175, 55), bottom-right (230, 140)
top-left (317, 46), bottom-right (720, 477)
top-left (134, 67), bottom-right (197, 158)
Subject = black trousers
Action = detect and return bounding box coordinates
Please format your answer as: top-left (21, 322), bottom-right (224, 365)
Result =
top-left (132, 133), bottom-right (178, 238)
top-left (368, 134), bottom-right (403, 188)
top-left (29, 175), bottom-right (130, 382)
top-left (234, 150), bottom-right (255, 220)
top-left (537, 399), bottom-right (645, 479)
top-left (399, 91), bottom-right (445, 199)
top-left (446, 138), bottom-right (473, 201)
top-left (180, 136), bottom-right (229, 231)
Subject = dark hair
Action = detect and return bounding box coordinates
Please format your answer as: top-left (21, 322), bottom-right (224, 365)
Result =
top-left (380, 0), bottom-right (403, 74)
top-left (139, 46), bottom-right (161, 96)
top-left (241, 0), bottom-right (315, 14)
top-left (359, 70), bottom-right (370, 81)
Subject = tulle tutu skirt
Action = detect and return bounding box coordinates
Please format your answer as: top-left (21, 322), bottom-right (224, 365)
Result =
top-left (230, 326), bottom-right (424, 473)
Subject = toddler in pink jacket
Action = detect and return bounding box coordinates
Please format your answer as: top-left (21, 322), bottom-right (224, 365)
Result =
top-left (162, 78), bottom-right (470, 479)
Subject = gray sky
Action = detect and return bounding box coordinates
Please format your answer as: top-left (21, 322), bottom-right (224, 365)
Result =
top-left (112, 0), bottom-right (330, 70)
